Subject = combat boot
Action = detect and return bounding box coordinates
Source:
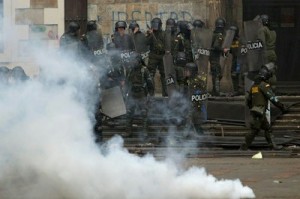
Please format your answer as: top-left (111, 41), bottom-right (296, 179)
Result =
top-left (265, 132), bottom-right (283, 150)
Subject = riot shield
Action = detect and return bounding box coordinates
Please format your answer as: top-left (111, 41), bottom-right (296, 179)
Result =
top-left (244, 20), bottom-right (264, 72)
top-left (244, 74), bottom-right (253, 127)
top-left (190, 28), bottom-right (212, 121)
top-left (101, 86), bottom-right (126, 118)
top-left (163, 27), bottom-right (178, 97)
top-left (191, 28), bottom-right (212, 78)
top-left (222, 29), bottom-right (235, 49)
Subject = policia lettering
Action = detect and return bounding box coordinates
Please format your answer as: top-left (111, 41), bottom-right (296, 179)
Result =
top-left (191, 93), bottom-right (209, 102)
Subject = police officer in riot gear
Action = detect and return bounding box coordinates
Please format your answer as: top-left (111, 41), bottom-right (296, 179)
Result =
top-left (125, 52), bottom-right (154, 137)
top-left (184, 62), bottom-right (205, 136)
top-left (60, 21), bottom-right (81, 56)
top-left (229, 25), bottom-right (243, 96)
top-left (258, 14), bottom-right (277, 90)
top-left (240, 66), bottom-right (288, 150)
top-left (129, 20), bottom-right (150, 66)
top-left (81, 20), bottom-right (104, 65)
top-left (192, 19), bottom-right (205, 29)
top-left (174, 21), bottom-right (193, 91)
top-left (9, 66), bottom-right (29, 84)
top-left (146, 17), bottom-right (168, 97)
top-left (209, 17), bottom-right (229, 96)
top-left (113, 21), bottom-right (135, 51)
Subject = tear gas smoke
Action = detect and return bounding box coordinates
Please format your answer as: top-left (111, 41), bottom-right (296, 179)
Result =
top-left (0, 21), bottom-right (255, 199)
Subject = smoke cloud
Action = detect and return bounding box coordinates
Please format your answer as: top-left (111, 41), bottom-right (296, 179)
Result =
top-left (0, 20), bottom-right (254, 199)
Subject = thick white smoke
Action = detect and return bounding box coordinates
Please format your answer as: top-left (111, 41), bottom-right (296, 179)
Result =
top-left (0, 24), bottom-right (254, 199)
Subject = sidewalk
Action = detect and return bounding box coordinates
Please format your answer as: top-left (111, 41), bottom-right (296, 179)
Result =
top-left (184, 157), bottom-right (300, 199)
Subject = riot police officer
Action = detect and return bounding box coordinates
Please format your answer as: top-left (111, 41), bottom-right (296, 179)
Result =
top-left (184, 62), bottom-right (206, 135)
top-left (60, 21), bottom-right (81, 56)
top-left (129, 20), bottom-right (150, 66)
top-left (258, 14), bottom-right (277, 90)
top-left (146, 17), bottom-right (168, 97)
top-left (112, 21), bottom-right (135, 51)
top-left (209, 17), bottom-right (229, 96)
top-left (125, 52), bottom-right (154, 137)
top-left (81, 20), bottom-right (104, 66)
top-left (229, 25), bottom-right (243, 96)
top-left (9, 66), bottom-right (29, 85)
top-left (165, 18), bottom-right (178, 55)
top-left (240, 66), bottom-right (288, 150)
top-left (192, 19), bottom-right (205, 29)
top-left (174, 21), bottom-right (193, 91)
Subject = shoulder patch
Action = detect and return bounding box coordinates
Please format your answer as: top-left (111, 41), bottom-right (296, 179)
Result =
top-left (251, 86), bottom-right (259, 93)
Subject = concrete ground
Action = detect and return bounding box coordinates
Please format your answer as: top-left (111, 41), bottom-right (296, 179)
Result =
top-left (183, 157), bottom-right (300, 199)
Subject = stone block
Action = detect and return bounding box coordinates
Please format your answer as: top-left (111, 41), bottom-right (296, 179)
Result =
top-left (15, 9), bottom-right (44, 25)
top-left (30, 0), bottom-right (58, 8)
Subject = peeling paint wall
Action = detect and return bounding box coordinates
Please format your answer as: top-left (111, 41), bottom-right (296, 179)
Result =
top-left (87, 0), bottom-right (209, 40)
top-left (0, 0), bottom-right (64, 77)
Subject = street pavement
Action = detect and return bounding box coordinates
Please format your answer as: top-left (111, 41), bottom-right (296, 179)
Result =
top-left (183, 157), bottom-right (300, 199)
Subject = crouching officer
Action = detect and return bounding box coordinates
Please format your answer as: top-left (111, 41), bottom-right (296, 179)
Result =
top-left (125, 52), bottom-right (154, 137)
top-left (240, 66), bottom-right (288, 150)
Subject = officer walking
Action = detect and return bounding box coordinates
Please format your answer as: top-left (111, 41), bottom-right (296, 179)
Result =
top-left (146, 17), bottom-right (168, 97)
top-left (240, 66), bottom-right (288, 150)
top-left (209, 17), bottom-right (229, 96)
top-left (124, 52), bottom-right (154, 137)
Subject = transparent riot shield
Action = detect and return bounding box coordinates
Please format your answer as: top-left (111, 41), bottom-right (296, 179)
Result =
top-left (191, 28), bottom-right (212, 121)
top-left (101, 86), bottom-right (126, 118)
top-left (244, 20), bottom-right (264, 72)
top-left (163, 26), bottom-right (178, 97)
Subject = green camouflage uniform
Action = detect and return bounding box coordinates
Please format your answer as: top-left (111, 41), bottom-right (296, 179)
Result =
top-left (241, 78), bottom-right (285, 150)
top-left (147, 30), bottom-right (168, 96)
top-left (209, 30), bottom-right (225, 96)
top-left (173, 33), bottom-right (193, 91)
top-left (258, 26), bottom-right (277, 89)
top-left (125, 64), bottom-right (154, 136)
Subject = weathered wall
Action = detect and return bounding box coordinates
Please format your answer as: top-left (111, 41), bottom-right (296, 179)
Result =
top-left (0, 0), bottom-right (64, 77)
top-left (87, 0), bottom-right (209, 40)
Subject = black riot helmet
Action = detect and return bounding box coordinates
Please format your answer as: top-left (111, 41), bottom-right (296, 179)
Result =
top-left (151, 18), bottom-right (162, 31)
top-left (68, 21), bottom-right (80, 33)
top-left (193, 19), bottom-right (205, 28)
top-left (166, 18), bottom-right (177, 33)
top-left (185, 62), bottom-right (198, 77)
top-left (229, 25), bottom-right (239, 38)
top-left (129, 20), bottom-right (139, 31)
top-left (260, 14), bottom-right (269, 26)
top-left (215, 17), bottom-right (226, 28)
top-left (87, 20), bottom-right (97, 31)
top-left (115, 21), bottom-right (127, 30)
top-left (258, 66), bottom-right (272, 81)
top-left (11, 66), bottom-right (29, 82)
top-left (177, 20), bottom-right (191, 39)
